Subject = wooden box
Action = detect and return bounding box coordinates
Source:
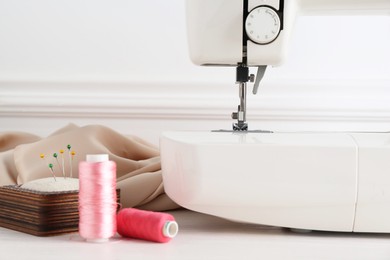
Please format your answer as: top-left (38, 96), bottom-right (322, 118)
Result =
top-left (0, 185), bottom-right (120, 236)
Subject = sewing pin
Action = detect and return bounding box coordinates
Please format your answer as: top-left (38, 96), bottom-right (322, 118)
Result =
top-left (48, 163), bottom-right (57, 181)
top-left (60, 149), bottom-right (65, 179)
top-left (67, 144), bottom-right (72, 178)
top-left (70, 150), bottom-right (76, 178)
top-left (41, 153), bottom-right (55, 181)
top-left (53, 153), bottom-right (65, 178)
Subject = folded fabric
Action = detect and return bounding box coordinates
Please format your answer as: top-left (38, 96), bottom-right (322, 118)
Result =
top-left (0, 124), bottom-right (178, 211)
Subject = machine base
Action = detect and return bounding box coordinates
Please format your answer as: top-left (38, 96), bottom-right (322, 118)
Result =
top-left (160, 131), bottom-right (390, 233)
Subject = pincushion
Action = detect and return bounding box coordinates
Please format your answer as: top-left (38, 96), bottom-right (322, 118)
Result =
top-left (0, 178), bottom-right (119, 236)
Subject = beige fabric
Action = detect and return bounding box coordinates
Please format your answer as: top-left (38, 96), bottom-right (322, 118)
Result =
top-left (0, 124), bottom-right (178, 211)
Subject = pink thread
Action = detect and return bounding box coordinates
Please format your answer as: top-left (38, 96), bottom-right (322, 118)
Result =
top-left (117, 208), bottom-right (178, 243)
top-left (78, 159), bottom-right (117, 241)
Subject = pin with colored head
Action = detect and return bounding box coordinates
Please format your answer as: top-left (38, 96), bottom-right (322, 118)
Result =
top-left (48, 163), bottom-right (57, 181)
top-left (40, 153), bottom-right (55, 181)
top-left (60, 149), bottom-right (65, 179)
top-left (67, 145), bottom-right (74, 178)
top-left (53, 152), bottom-right (65, 178)
top-left (70, 150), bottom-right (76, 178)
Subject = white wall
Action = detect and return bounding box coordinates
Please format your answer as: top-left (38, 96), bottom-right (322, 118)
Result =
top-left (0, 0), bottom-right (389, 144)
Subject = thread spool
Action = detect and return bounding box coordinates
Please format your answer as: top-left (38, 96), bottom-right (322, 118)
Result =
top-left (78, 154), bottom-right (117, 242)
top-left (117, 208), bottom-right (179, 243)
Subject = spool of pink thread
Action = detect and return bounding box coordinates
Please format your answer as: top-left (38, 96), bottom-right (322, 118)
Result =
top-left (78, 154), bottom-right (117, 243)
top-left (117, 208), bottom-right (179, 243)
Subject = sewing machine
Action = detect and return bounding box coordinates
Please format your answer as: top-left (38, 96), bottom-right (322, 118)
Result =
top-left (160, 0), bottom-right (390, 232)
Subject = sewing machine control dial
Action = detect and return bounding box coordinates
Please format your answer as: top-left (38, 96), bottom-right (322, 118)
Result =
top-left (245, 6), bottom-right (281, 44)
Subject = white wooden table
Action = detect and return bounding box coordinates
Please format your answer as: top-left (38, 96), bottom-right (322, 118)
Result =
top-left (1, 209), bottom-right (390, 260)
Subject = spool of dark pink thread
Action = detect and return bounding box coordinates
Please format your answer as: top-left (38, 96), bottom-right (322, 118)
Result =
top-left (117, 208), bottom-right (179, 243)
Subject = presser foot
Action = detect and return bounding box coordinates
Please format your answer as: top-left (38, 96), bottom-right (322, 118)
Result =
top-left (232, 122), bottom-right (248, 131)
top-left (231, 105), bottom-right (248, 131)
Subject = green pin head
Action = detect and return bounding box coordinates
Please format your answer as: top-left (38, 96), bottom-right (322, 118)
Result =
top-left (67, 144), bottom-right (71, 150)
top-left (53, 153), bottom-right (58, 158)
top-left (49, 163), bottom-right (53, 169)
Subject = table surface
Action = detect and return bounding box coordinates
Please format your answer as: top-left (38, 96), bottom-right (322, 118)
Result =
top-left (1, 209), bottom-right (390, 260)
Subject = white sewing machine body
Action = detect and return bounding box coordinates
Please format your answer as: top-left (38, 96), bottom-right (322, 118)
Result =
top-left (161, 131), bottom-right (390, 232)
top-left (161, 0), bottom-right (390, 232)
top-left (187, 0), bottom-right (390, 67)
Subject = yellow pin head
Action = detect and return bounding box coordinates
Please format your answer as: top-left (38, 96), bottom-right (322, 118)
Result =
top-left (40, 154), bottom-right (45, 159)
top-left (71, 151), bottom-right (76, 156)
top-left (60, 149), bottom-right (64, 154)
